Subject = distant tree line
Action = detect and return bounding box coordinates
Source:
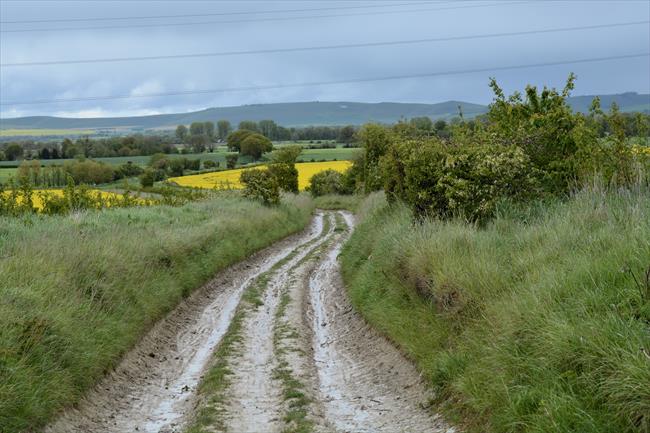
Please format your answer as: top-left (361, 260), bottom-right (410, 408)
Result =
top-left (0, 121), bottom-right (360, 163)
top-left (175, 119), bottom-right (358, 144)
top-left (0, 134), bottom-right (178, 162)
top-left (4, 112), bottom-right (645, 164)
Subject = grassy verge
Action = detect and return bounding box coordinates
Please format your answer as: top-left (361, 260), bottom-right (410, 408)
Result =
top-left (0, 194), bottom-right (313, 432)
top-left (340, 190), bottom-right (650, 433)
top-left (313, 194), bottom-right (362, 212)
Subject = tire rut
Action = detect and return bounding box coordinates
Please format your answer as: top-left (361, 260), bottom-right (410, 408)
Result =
top-left (218, 213), bottom-right (337, 432)
top-left (46, 210), bottom-right (454, 433)
top-left (304, 212), bottom-right (454, 433)
top-left (44, 214), bottom-right (326, 433)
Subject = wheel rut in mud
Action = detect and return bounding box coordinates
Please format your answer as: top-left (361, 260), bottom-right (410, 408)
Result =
top-left (46, 211), bottom-right (453, 433)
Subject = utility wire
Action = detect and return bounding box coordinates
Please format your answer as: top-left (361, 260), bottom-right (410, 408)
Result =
top-left (2, 53), bottom-right (647, 106)
top-left (2, 20), bottom-right (646, 67)
top-left (0, 1), bottom-right (529, 33)
top-left (0, 1), bottom-right (440, 24)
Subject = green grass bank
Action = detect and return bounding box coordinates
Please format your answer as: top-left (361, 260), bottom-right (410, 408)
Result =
top-left (340, 191), bottom-right (649, 433)
top-left (0, 194), bottom-right (313, 432)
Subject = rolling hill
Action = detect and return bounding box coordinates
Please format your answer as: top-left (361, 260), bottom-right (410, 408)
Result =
top-left (1, 93), bottom-right (647, 131)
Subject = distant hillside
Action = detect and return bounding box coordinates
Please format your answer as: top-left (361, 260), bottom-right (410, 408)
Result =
top-left (0, 101), bottom-right (485, 130)
top-left (1, 93), bottom-right (648, 131)
top-left (565, 92), bottom-right (650, 113)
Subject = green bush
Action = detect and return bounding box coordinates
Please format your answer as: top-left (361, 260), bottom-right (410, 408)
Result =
top-left (240, 133), bottom-right (273, 160)
top-left (268, 162), bottom-right (298, 193)
top-left (168, 158), bottom-right (185, 176)
top-left (308, 169), bottom-right (345, 197)
top-left (382, 138), bottom-right (538, 221)
top-left (139, 169), bottom-right (155, 188)
top-left (225, 153), bottom-right (238, 169)
top-left (203, 160), bottom-right (219, 169)
top-left (226, 130), bottom-right (253, 152)
top-left (116, 162), bottom-right (144, 178)
top-left (240, 168), bottom-right (280, 205)
top-left (63, 159), bottom-right (115, 185)
top-left (184, 158), bottom-right (201, 171)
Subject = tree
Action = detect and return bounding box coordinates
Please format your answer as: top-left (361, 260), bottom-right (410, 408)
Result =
top-left (238, 120), bottom-right (259, 132)
top-left (190, 122), bottom-right (205, 137)
top-left (268, 163), bottom-right (298, 193)
top-left (240, 133), bottom-right (273, 160)
top-left (338, 125), bottom-right (355, 144)
top-left (258, 120), bottom-right (278, 139)
top-left (176, 125), bottom-right (188, 142)
top-left (226, 129), bottom-right (253, 152)
top-left (61, 138), bottom-right (77, 158)
top-left (269, 145), bottom-right (301, 193)
top-left (410, 116), bottom-right (433, 131)
top-left (240, 169), bottom-right (280, 205)
top-left (225, 153), bottom-right (238, 169)
top-left (4, 143), bottom-right (23, 161)
top-left (0, 150), bottom-right (5, 161)
top-left (271, 145), bottom-right (302, 164)
top-left (78, 136), bottom-right (93, 157)
top-left (204, 121), bottom-right (215, 140)
top-left (189, 134), bottom-right (208, 153)
top-left (217, 120), bottom-right (232, 140)
top-left (168, 158), bottom-right (186, 176)
top-left (140, 169), bottom-right (155, 188)
top-left (357, 124), bottom-right (391, 192)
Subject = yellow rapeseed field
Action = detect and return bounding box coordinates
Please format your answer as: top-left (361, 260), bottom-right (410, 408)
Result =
top-left (2, 189), bottom-right (138, 210)
top-left (169, 161), bottom-right (353, 191)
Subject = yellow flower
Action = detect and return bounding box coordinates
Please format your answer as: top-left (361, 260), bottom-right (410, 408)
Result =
top-left (1, 189), bottom-right (145, 211)
top-left (169, 161), bottom-right (353, 191)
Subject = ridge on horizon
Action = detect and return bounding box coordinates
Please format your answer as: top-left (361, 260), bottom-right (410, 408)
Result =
top-left (1, 92), bottom-right (648, 130)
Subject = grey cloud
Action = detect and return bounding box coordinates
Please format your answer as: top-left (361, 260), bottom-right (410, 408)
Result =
top-left (1, 0), bottom-right (648, 118)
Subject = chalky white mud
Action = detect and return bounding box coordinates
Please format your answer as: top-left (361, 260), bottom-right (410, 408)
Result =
top-left (46, 211), bottom-right (453, 433)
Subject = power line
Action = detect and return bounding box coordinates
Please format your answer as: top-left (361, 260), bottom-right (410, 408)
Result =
top-left (0, 1), bottom-right (439, 24)
top-left (0, 1), bottom-right (529, 33)
top-left (2, 53), bottom-right (647, 106)
top-left (2, 20), bottom-right (646, 67)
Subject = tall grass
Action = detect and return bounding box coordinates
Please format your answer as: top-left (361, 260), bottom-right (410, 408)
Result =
top-left (0, 194), bottom-right (313, 432)
top-left (341, 190), bottom-right (650, 433)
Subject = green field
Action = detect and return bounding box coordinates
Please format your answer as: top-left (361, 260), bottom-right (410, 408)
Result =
top-left (0, 129), bottom-right (96, 137)
top-left (0, 168), bottom-right (16, 182)
top-left (0, 146), bottom-right (359, 169)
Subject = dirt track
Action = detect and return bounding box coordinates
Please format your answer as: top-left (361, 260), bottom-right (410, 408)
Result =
top-left (46, 211), bottom-right (453, 433)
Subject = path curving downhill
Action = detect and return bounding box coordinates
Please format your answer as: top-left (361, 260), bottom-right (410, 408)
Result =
top-left (45, 211), bottom-right (454, 433)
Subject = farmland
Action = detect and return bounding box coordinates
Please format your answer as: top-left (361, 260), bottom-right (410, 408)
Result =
top-left (0, 188), bottom-right (148, 210)
top-left (1, 54), bottom-right (649, 433)
top-left (0, 128), bottom-right (96, 137)
top-left (0, 146), bottom-right (357, 168)
top-left (169, 160), bottom-right (353, 190)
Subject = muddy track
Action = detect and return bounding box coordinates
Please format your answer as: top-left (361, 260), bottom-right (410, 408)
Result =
top-left (46, 211), bottom-right (453, 433)
top-left (45, 214), bottom-right (327, 433)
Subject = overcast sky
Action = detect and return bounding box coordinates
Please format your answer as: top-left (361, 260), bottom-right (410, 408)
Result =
top-left (1, 0), bottom-right (649, 119)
